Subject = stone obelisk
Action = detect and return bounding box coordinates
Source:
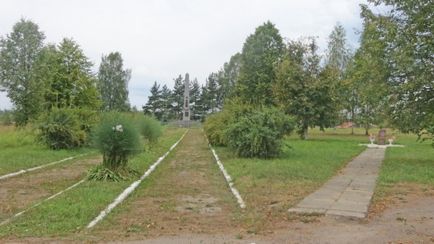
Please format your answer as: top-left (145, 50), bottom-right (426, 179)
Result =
top-left (182, 73), bottom-right (190, 122)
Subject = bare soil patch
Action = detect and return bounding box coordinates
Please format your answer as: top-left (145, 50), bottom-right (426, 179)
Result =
top-left (0, 156), bottom-right (100, 220)
top-left (114, 191), bottom-right (434, 243)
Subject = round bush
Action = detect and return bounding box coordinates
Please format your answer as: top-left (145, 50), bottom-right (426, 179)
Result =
top-left (137, 115), bottom-right (163, 144)
top-left (203, 100), bottom-right (253, 146)
top-left (92, 112), bottom-right (142, 170)
top-left (37, 108), bottom-right (86, 150)
top-left (225, 108), bottom-right (294, 158)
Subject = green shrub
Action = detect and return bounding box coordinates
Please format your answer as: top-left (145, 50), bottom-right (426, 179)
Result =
top-left (136, 115), bottom-right (163, 144)
top-left (37, 108), bottom-right (86, 150)
top-left (203, 112), bottom-right (230, 146)
top-left (92, 112), bottom-right (142, 172)
top-left (203, 99), bottom-right (253, 146)
top-left (225, 108), bottom-right (294, 158)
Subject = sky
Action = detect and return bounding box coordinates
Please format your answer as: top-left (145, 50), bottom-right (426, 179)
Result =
top-left (0, 0), bottom-right (368, 110)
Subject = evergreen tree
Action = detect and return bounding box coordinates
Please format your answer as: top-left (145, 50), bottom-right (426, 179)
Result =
top-left (143, 81), bottom-right (162, 119)
top-left (170, 74), bottom-right (184, 119)
top-left (236, 21), bottom-right (284, 106)
top-left (97, 52), bottom-right (131, 111)
top-left (160, 84), bottom-right (172, 121)
top-left (190, 78), bottom-right (201, 120)
top-left (0, 19), bottom-right (45, 125)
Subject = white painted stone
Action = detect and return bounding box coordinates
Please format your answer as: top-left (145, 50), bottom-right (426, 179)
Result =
top-left (0, 153), bottom-right (87, 181)
top-left (0, 179), bottom-right (86, 226)
top-left (206, 139), bottom-right (246, 209)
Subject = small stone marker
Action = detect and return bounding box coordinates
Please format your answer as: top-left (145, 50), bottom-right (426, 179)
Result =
top-left (377, 129), bottom-right (386, 145)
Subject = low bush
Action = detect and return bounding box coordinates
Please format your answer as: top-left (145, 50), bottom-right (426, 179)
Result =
top-left (92, 112), bottom-right (142, 174)
top-left (225, 107), bottom-right (294, 158)
top-left (37, 108), bottom-right (86, 149)
top-left (137, 115), bottom-right (163, 144)
top-left (203, 99), bottom-right (253, 146)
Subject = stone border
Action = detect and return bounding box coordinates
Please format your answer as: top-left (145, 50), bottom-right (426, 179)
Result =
top-left (0, 153), bottom-right (88, 181)
top-left (205, 137), bottom-right (246, 209)
top-left (0, 179), bottom-right (86, 226)
top-left (86, 130), bottom-right (188, 229)
top-left (359, 143), bottom-right (405, 149)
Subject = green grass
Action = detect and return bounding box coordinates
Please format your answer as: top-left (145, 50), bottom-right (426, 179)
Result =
top-left (0, 127), bottom-right (186, 238)
top-left (212, 127), bottom-right (369, 233)
top-left (217, 128), bottom-right (367, 199)
top-left (378, 133), bottom-right (434, 186)
top-left (214, 126), bottom-right (434, 232)
top-left (0, 125), bottom-right (93, 175)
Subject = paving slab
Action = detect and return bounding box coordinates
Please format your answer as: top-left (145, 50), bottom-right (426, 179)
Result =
top-left (288, 147), bottom-right (386, 218)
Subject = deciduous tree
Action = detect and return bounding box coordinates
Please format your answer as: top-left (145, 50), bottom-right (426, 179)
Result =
top-left (0, 19), bottom-right (45, 125)
top-left (97, 52), bottom-right (131, 111)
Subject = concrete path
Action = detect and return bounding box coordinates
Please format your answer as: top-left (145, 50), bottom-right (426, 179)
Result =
top-left (288, 148), bottom-right (386, 218)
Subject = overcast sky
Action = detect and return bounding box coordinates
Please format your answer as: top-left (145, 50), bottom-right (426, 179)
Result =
top-left (0, 0), bottom-right (368, 110)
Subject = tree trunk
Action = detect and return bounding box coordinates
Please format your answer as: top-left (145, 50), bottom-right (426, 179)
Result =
top-left (301, 125), bottom-right (309, 140)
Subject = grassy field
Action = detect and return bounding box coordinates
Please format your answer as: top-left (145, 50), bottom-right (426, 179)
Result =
top-left (0, 125), bottom-right (432, 239)
top-left (0, 125), bottom-right (92, 175)
top-left (215, 127), bottom-right (434, 232)
top-left (0, 127), bottom-right (186, 238)
top-left (373, 132), bottom-right (434, 209)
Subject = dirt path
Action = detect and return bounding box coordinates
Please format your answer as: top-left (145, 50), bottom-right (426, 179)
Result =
top-left (116, 193), bottom-right (434, 243)
top-left (92, 128), bottom-right (238, 240)
top-left (0, 156), bottom-right (100, 221)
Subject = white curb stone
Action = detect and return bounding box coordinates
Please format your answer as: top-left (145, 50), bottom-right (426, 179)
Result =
top-left (0, 153), bottom-right (88, 181)
top-left (205, 137), bottom-right (246, 209)
top-left (0, 179), bottom-right (86, 226)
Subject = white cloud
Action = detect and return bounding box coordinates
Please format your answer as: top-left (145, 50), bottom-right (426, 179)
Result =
top-left (0, 0), bottom-right (367, 110)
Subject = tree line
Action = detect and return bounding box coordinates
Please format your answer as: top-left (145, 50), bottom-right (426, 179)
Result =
top-left (0, 19), bottom-right (131, 126)
top-left (146, 0), bottom-right (432, 142)
top-left (143, 52), bottom-right (241, 122)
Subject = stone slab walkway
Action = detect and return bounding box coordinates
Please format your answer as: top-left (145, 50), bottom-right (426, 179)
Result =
top-left (288, 148), bottom-right (386, 218)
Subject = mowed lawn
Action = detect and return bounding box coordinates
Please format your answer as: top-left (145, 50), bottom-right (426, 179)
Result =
top-left (374, 133), bottom-right (434, 204)
top-left (215, 127), bottom-right (434, 232)
top-left (0, 127), bottom-right (186, 238)
top-left (0, 125), bottom-right (92, 175)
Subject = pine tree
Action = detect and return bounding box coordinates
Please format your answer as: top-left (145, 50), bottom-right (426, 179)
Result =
top-left (170, 75), bottom-right (184, 120)
top-left (143, 81), bottom-right (162, 119)
top-left (160, 84), bottom-right (172, 122)
top-left (190, 78), bottom-right (201, 120)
